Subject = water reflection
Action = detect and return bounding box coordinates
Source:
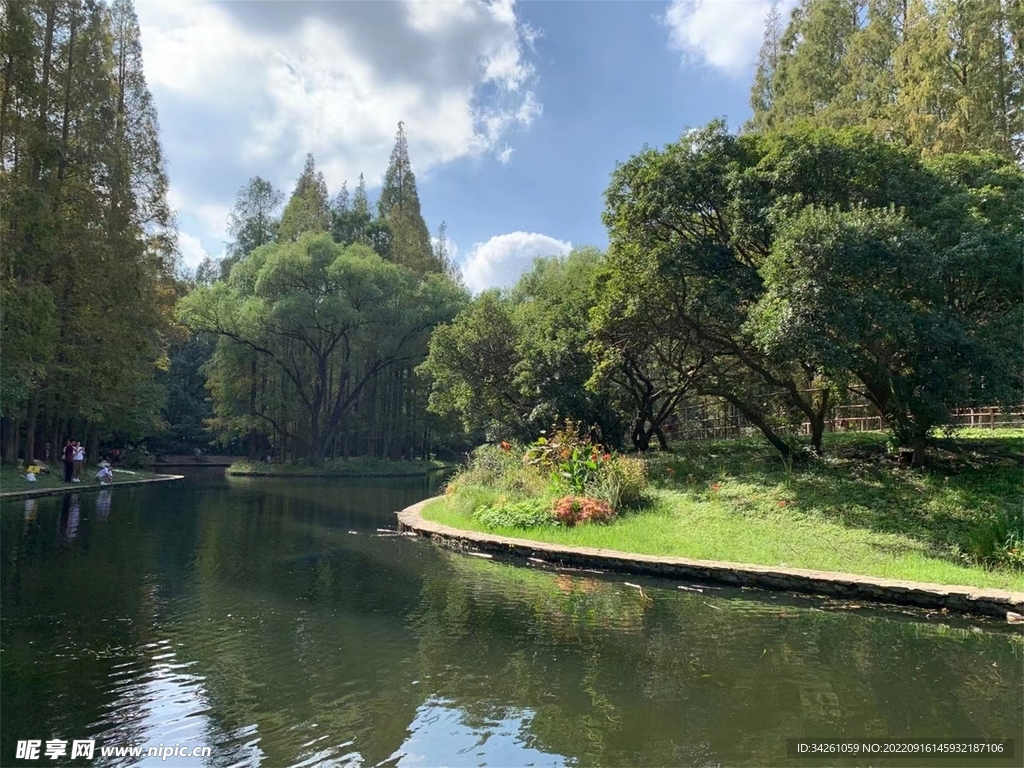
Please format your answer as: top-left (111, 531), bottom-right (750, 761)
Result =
top-left (1, 474), bottom-right (1020, 767)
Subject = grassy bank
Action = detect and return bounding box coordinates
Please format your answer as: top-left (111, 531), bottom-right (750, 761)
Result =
top-left (423, 430), bottom-right (1024, 592)
top-left (226, 457), bottom-right (454, 478)
top-left (0, 465), bottom-right (166, 495)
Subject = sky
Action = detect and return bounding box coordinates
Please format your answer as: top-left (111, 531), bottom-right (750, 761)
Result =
top-left (136, 0), bottom-right (794, 293)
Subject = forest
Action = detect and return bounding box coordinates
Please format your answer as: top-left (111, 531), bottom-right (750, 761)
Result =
top-left (1, 0), bottom-right (1021, 467)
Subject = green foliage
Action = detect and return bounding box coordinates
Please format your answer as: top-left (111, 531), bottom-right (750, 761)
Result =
top-left (444, 443), bottom-right (549, 500)
top-left (422, 251), bottom-right (626, 445)
top-left (427, 431), bottom-right (1024, 590)
top-left (593, 455), bottom-right (650, 510)
top-left (0, 0), bottom-right (178, 459)
top-left (377, 122), bottom-right (439, 275)
top-left (474, 498), bottom-right (555, 529)
top-left (278, 153), bottom-right (330, 243)
top-left (179, 233), bottom-right (467, 460)
top-left (602, 120), bottom-right (1023, 461)
top-left (750, 0), bottom-right (1022, 160)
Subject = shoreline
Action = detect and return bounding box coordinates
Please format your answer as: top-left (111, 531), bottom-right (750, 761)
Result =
top-left (1, 474), bottom-right (185, 500)
top-left (397, 498), bottom-right (1024, 620)
top-left (225, 460), bottom-right (455, 479)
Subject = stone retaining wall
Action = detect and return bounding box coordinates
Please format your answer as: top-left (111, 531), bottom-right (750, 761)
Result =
top-left (397, 499), bottom-right (1024, 620)
top-left (1, 474), bottom-right (184, 500)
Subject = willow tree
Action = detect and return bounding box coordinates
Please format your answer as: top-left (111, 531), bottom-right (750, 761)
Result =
top-left (179, 233), bottom-right (465, 461)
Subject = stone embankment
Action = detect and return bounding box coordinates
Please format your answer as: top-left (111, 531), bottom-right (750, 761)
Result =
top-left (1, 474), bottom-right (183, 500)
top-left (397, 499), bottom-right (1024, 621)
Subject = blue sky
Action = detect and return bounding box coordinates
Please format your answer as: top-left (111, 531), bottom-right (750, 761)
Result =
top-left (137, 0), bottom-right (787, 291)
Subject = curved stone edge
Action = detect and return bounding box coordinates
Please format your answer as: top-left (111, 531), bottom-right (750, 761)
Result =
top-left (0, 474), bottom-right (184, 500)
top-left (397, 498), bottom-right (1024, 620)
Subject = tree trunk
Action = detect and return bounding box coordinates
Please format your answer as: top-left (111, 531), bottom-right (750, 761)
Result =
top-left (717, 392), bottom-right (793, 458)
top-left (24, 397), bottom-right (38, 464)
top-left (911, 434), bottom-right (927, 467)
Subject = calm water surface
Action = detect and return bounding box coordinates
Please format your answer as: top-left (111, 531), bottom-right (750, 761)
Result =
top-left (1, 472), bottom-right (1021, 767)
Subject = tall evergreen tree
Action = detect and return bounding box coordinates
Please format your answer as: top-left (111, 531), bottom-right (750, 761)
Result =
top-left (378, 122), bottom-right (436, 274)
top-left (224, 176), bottom-right (283, 274)
top-left (278, 152), bottom-right (330, 242)
top-left (748, 1), bottom-right (784, 132)
top-left (1, 0), bottom-right (178, 463)
top-left (752, 0), bottom-right (1020, 159)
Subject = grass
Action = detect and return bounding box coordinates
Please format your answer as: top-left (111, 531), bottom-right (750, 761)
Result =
top-left (422, 430), bottom-right (1024, 592)
top-left (0, 465), bottom-right (166, 495)
top-left (226, 456), bottom-right (454, 478)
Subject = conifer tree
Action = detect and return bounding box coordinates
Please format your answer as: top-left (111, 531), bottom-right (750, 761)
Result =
top-left (378, 122), bottom-right (435, 274)
top-left (278, 152), bottom-right (330, 242)
top-left (223, 176), bottom-right (283, 275)
top-left (748, 1), bottom-right (784, 131)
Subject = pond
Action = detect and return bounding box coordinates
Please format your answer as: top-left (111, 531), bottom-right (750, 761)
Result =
top-left (1, 472), bottom-right (1021, 767)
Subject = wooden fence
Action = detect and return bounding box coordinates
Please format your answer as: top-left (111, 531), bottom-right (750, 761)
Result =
top-left (665, 401), bottom-right (1024, 442)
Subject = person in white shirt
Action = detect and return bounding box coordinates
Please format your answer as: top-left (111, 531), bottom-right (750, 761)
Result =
top-left (72, 441), bottom-right (85, 483)
top-left (96, 461), bottom-right (114, 485)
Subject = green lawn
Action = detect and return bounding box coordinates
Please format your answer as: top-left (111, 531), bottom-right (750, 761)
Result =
top-left (423, 430), bottom-right (1024, 592)
top-left (226, 456), bottom-right (454, 477)
top-left (0, 465), bottom-right (166, 495)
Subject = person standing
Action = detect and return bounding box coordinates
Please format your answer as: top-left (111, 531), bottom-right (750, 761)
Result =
top-left (62, 439), bottom-right (75, 483)
top-left (72, 441), bottom-right (85, 483)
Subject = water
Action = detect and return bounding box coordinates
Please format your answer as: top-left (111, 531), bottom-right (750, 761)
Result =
top-left (1, 471), bottom-right (1021, 767)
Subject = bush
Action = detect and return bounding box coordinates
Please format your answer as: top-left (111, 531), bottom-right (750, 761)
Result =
top-left (593, 455), bottom-right (649, 509)
top-left (475, 498), bottom-right (555, 529)
top-left (965, 507), bottom-right (1024, 571)
top-left (552, 495), bottom-right (615, 526)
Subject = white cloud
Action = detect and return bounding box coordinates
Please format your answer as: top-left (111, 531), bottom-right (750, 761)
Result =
top-left (461, 232), bottom-right (572, 293)
top-left (177, 231), bottom-right (209, 270)
top-left (137, 0), bottom-right (540, 191)
top-left (661, 0), bottom-right (797, 75)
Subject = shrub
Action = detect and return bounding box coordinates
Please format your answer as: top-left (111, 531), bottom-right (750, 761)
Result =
top-left (475, 498), bottom-right (555, 529)
top-left (593, 456), bottom-right (649, 509)
top-left (552, 495), bottom-right (615, 526)
top-left (524, 418), bottom-right (599, 470)
top-left (446, 443), bottom-right (540, 496)
top-left (965, 507), bottom-right (1024, 571)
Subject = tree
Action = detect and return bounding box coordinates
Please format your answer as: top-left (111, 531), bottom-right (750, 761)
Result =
top-left (604, 120), bottom-right (1022, 461)
top-left (421, 291), bottom-right (526, 438)
top-left (378, 122), bottom-right (437, 274)
top-left (601, 122), bottom-right (835, 456)
top-left (748, 1), bottom-right (785, 132)
top-left (278, 152), bottom-right (330, 242)
top-left (752, 204), bottom-right (1016, 465)
top-left (179, 233), bottom-right (464, 460)
top-left (752, 0), bottom-right (1021, 160)
top-left (223, 176), bottom-right (283, 276)
top-left (422, 249), bottom-right (628, 445)
top-left (1, 0), bottom-right (177, 463)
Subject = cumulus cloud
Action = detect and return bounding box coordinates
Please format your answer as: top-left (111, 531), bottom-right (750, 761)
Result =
top-left (661, 0), bottom-right (797, 75)
top-left (141, 1), bottom-right (540, 171)
top-left (177, 231), bottom-right (210, 270)
top-left (137, 0), bottom-right (541, 260)
top-left (461, 232), bottom-right (572, 293)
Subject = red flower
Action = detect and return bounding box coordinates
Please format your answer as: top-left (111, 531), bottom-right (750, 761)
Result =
top-left (776, 500), bottom-right (788, 508)
top-left (500, 441), bottom-right (511, 452)
top-left (711, 482), bottom-right (721, 491)
top-left (602, 453), bottom-right (611, 462)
